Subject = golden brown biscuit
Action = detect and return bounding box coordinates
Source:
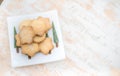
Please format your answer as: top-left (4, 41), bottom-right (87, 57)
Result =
top-left (33, 34), bottom-right (46, 43)
top-left (39, 38), bottom-right (54, 55)
top-left (31, 19), bottom-right (47, 36)
top-left (21, 43), bottom-right (39, 57)
top-left (37, 17), bottom-right (52, 31)
top-left (15, 34), bottom-right (21, 47)
top-left (19, 20), bottom-right (33, 30)
top-left (19, 26), bottom-right (35, 44)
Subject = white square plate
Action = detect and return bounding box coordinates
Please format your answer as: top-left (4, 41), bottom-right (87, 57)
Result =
top-left (7, 10), bottom-right (65, 67)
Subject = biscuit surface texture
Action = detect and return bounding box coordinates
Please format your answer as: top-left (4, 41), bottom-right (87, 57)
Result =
top-left (21, 43), bottom-right (39, 57)
top-left (33, 34), bottom-right (46, 43)
top-left (37, 17), bottom-right (52, 31)
top-left (19, 26), bottom-right (35, 44)
top-left (19, 20), bottom-right (32, 30)
top-left (31, 19), bottom-right (47, 36)
top-left (39, 38), bottom-right (54, 55)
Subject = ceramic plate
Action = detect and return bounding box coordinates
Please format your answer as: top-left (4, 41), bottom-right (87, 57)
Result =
top-left (7, 10), bottom-right (65, 67)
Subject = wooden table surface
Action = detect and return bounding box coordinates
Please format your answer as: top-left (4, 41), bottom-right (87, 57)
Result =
top-left (0, 0), bottom-right (120, 76)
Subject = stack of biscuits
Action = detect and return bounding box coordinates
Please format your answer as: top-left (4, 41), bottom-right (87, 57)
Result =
top-left (15, 17), bottom-right (54, 58)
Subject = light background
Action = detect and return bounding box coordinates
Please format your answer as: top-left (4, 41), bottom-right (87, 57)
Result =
top-left (0, 0), bottom-right (120, 76)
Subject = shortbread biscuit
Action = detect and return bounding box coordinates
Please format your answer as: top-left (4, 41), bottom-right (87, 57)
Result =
top-left (31, 19), bottom-right (47, 36)
top-left (19, 26), bottom-right (35, 44)
top-left (37, 17), bottom-right (52, 31)
top-left (21, 43), bottom-right (39, 57)
top-left (19, 20), bottom-right (32, 30)
top-left (33, 34), bottom-right (46, 43)
top-left (39, 38), bottom-right (54, 55)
